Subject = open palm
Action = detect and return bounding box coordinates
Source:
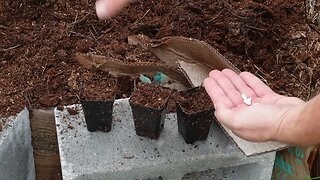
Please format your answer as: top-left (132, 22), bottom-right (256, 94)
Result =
top-left (203, 69), bottom-right (304, 142)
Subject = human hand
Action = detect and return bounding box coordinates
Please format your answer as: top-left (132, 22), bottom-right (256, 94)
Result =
top-left (95, 0), bottom-right (131, 20)
top-left (203, 69), bottom-right (304, 143)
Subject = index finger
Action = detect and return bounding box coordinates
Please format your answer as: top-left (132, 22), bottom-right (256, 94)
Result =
top-left (239, 72), bottom-right (274, 97)
top-left (203, 77), bottom-right (235, 108)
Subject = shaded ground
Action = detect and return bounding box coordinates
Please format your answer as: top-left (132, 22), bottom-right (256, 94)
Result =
top-left (1, 0), bottom-right (320, 119)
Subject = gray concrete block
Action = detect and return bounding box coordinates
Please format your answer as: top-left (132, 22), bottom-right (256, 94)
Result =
top-left (55, 99), bottom-right (275, 180)
top-left (0, 108), bottom-right (35, 180)
top-left (183, 163), bottom-right (268, 180)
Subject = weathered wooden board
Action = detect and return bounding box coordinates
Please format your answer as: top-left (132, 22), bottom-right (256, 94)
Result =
top-left (30, 109), bottom-right (62, 180)
top-left (310, 146), bottom-right (320, 178)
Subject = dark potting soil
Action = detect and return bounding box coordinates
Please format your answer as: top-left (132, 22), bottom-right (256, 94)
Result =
top-left (130, 83), bottom-right (171, 109)
top-left (66, 107), bottom-right (78, 115)
top-left (176, 86), bottom-right (214, 114)
top-left (1, 0), bottom-right (320, 120)
top-left (166, 93), bottom-right (177, 113)
top-left (56, 106), bottom-right (64, 111)
top-left (79, 70), bottom-right (116, 101)
top-left (115, 75), bottom-right (134, 99)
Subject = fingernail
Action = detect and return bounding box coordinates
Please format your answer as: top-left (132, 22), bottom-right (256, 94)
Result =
top-left (95, 0), bottom-right (109, 20)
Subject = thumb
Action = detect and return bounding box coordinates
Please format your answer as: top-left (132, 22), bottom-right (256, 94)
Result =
top-left (214, 102), bottom-right (234, 128)
top-left (95, 0), bottom-right (130, 20)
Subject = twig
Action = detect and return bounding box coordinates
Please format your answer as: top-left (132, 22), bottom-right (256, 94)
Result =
top-left (304, 0), bottom-right (309, 20)
top-left (244, 25), bottom-right (267, 32)
top-left (75, 93), bottom-right (80, 100)
top-left (304, 0), bottom-right (320, 35)
top-left (66, 12), bottom-right (91, 36)
top-left (68, 31), bottom-right (93, 39)
top-left (205, 9), bottom-right (225, 23)
top-left (275, 50), bottom-right (283, 65)
top-left (2, 44), bottom-right (21, 51)
top-left (308, 0), bottom-right (316, 18)
top-left (308, 40), bottom-right (316, 51)
top-left (135, 9), bottom-right (150, 24)
top-left (90, 24), bottom-right (99, 37)
top-left (0, 25), bottom-right (10, 30)
top-left (253, 64), bottom-right (268, 83)
top-left (70, 13), bottom-right (90, 26)
top-left (307, 23), bottom-right (320, 35)
top-left (307, 68), bottom-right (313, 100)
top-left (89, 47), bottom-right (102, 54)
top-left (73, 13), bottom-right (79, 25)
top-left (128, 9), bottom-right (151, 28)
top-left (89, 29), bottom-right (97, 41)
top-left (247, 1), bottom-right (275, 17)
top-left (291, 74), bottom-right (309, 90)
top-left (244, 45), bottom-right (249, 58)
top-left (41, 59), bottom-right (48, 75)
top-left (225, 8), bottom-right (250, 19)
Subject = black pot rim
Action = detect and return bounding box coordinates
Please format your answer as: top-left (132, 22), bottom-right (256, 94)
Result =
top-left (129, 98), bottom-right (169, 111)
top-left (175, 86), bottom-right (214, 114)
top-left (176, 102), bottom-right (214, 115)
top-left (129, 82), bottom-right (172, 110)
top-left (80, 99), bottom-right (115, 103)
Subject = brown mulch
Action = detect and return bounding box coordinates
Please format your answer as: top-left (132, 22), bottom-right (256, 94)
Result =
top-left (175, 86), bottom-right (214, 113)
top-left (1, 0), bottom-right (320, 120)
top-left (130, 83), bottom-right (172, 109)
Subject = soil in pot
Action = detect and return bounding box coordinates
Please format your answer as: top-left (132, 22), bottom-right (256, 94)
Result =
top-left (129, 82), bottom-right (172, 139)
top-left (175, 86), bottom-right (215, 144)
top-left (80, 70), bottom-right (116, 132)
top-left (115, 75), bottom-right (135, 99)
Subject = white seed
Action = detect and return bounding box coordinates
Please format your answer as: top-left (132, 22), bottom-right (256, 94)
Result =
top-left (241, 94), bottom-right (247, 100)
top-left (241, 94), bottom-right (252, 106)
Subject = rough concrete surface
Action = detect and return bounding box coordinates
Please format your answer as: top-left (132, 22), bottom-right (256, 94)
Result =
top-left (55, 99), bottom-right (275, 180)
top-left (0, 108), bottom-right (35, 180)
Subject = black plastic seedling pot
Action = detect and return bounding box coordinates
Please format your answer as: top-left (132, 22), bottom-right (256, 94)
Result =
top-left (81, 99), bottom-right (114, 132)
top-left (129, 83), bottom-right (171, 139)
top-left (175, 86), bottom-right (215, 144)
top-left (130, 103), bottom-right (166, 139)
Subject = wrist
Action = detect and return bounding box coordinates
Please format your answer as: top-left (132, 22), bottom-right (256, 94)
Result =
top-left (272, 101), bottom-right (306, 144)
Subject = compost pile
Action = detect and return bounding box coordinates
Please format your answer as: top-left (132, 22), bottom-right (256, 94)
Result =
top-left (1, 0), bottom-right (320, 120)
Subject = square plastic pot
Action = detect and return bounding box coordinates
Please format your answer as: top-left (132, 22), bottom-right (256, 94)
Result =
top-left (129, 103), bottom-right (167, 139)
top-left (175, 87), bottom-right (215, 144)
top-left (129, 83), bottom-right (171, 139)
top-left (81, 99), bottom-right (114, 132)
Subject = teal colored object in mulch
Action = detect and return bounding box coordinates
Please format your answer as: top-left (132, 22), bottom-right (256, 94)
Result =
top-left (139, 72), bottom-right (168, 85)
top-left (139, 74), bottom-right (152, 84)
top-left (153, 72), bottom-right (168, 85)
